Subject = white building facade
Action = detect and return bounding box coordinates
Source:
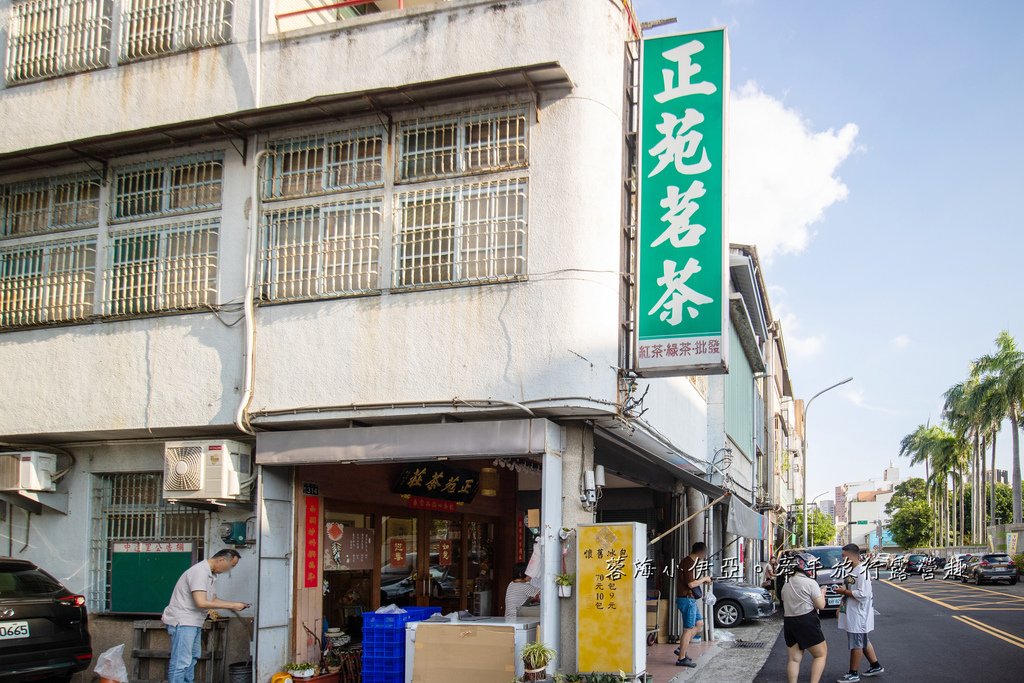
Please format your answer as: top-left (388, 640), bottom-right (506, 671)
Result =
top-left (0, 1), bottom-right (799, 679)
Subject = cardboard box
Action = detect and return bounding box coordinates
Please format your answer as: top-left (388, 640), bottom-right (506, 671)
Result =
top-left (411, 624), bottom-right (516, 683)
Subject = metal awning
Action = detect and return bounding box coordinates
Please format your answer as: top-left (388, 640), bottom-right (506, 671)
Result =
top-left (594, 422), bottom-right (725, 498)
top-left (0, 62), bottom-right (572, 174)
top-left (255, 418), bottom-right (564, 465)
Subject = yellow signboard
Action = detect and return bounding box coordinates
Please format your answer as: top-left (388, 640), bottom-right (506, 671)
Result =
top-left (1008, 531), bottom-right (1020, 556)
top-left (577, 523), bottom-right (646, 675)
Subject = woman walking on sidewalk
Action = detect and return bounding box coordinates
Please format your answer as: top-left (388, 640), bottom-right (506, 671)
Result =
top-left (781, 552), bottom-right (829, 683)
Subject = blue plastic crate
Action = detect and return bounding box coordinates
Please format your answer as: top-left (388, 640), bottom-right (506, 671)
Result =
top-left (362, 673), bottom-right (403, 683)
top-left (361, 606), bottom-right (441, 631)
top-left (362, 655), bottom-right (404, 676)
top-left (362, 629), bottom-right (404, 658)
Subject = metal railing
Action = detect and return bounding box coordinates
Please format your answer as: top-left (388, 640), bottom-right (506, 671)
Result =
top-left (274, 0), bottom-right (400, 23)
top-left (5, 0), bottom-right (111, 84)
top-left (259, 197), bottom-right (382, 301)
top-left (88, 472), bottom-right (207, 612)
top-left (393, 177), bottom-right (527, 289)
top-left (262, 127), bottom-right (386, 201)
top-left (397, 109), bottom-right (529, 182)
top-left (119, 0), bottom-right (232, 63)
top-left (0, 235), bottom-right (97, 328)
top-left (0, 173), bottom-right (101, 238)
top-left (112, 152), bottom-right (223, 222)
top-left (103, 217), bottom-right (219, 316)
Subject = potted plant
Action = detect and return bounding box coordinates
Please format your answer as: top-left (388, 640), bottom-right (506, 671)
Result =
top-left (521, 641), bottom-right (556, 682)
top-left (555, 573), bottom-right (574, 598)
top-left (284, 661), bottom-right (318, 679)
top-left (323, 649), bottom-right (342, 674)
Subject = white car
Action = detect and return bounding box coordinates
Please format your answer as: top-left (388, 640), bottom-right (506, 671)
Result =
top-left (874, 552), bottom-right (893, 566)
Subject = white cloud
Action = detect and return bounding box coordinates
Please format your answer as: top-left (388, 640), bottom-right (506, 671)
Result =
top-left (891, 334), bottom-right (911, 350)
top-left (843, 388), bottom-right (866, 407)
top-left (776, 305), bottom-right (824, 359)
top-left (729, 81), bottom-right (859, 258)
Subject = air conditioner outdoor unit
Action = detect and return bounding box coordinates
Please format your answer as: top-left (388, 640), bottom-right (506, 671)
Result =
top-left (163, 440), bottom-right (253, 503)
top-left (0, 452), bottom-right (58, 492)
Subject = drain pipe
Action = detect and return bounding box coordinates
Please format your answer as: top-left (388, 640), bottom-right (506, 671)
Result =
top-left (236, 148), bottom-right (268, 435)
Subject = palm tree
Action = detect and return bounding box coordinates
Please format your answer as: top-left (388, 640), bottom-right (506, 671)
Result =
top-left (943, 380), bottom-right (976, 542)
top-left (975, 373), bottom-right (1006, 528)
top-left (927, 425), bottom-right (967, 546)
top-left (976, 331), bottom-right (1024, 524)
top-left (900, 424), bottom-right (936, 545)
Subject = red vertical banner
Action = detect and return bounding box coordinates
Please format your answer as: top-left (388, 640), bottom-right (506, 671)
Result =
top-left (389, 539), bottom-right (407, 569)
top-left (516, 513), bottom-right (525, 562)
top-left (304, 495), bottom-right (320, 588)
top-left (438, 540), bottom-right (452, 567)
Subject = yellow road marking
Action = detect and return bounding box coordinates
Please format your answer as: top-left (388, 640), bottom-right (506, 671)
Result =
top-left (956, 607), bottom-right (1024, 611)
top-left (896, 579), bottom-right (1024, 603)
top-left (952, 616), bottom-right (1024, 649)
top-left (882, 580), bottom-right (959, 610)
top-left (955, 615), bottom-right (1024, 646)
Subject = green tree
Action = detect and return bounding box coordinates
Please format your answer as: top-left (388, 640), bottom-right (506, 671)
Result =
top-left (889, 500), bottom-right (933, 550)
top-left (794, 502), bottom-right (836, 546)
top-left (885, 477), bottom-right (927, 517)
top-left (975, 331), bottom-right (1024, 524)
top-left (964, 483), bottom-right (1014, 538)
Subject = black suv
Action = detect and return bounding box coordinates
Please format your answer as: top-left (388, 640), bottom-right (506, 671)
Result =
top-left (0, 558), bottom-right (92, 682)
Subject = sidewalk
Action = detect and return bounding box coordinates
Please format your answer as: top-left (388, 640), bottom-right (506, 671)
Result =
top-left (645, 614), bottom-right (782, 683)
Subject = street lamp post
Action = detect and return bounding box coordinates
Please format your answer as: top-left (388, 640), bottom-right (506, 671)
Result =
top-left (803, 377), bottom-right (854, 547)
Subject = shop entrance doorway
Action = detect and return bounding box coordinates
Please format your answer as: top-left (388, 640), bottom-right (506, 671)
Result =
top-left (380, 513), bottom-right (494, 614)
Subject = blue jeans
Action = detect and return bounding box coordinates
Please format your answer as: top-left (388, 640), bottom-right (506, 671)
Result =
top-left (167, 624), bottom-right (203, 683)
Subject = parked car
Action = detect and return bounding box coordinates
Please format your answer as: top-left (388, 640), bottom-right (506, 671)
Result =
top-left (873, 552), bottom-right (893, 567)
top-left (0, 558), bottom-right (92, 682)
top-left (777, 547), bottom-right (845, 614)
top-left (962, 553), bottom-right (1018, 585)
top-left (710, 578), bottom-right (776, 628)
top-left (905, 553), bottom-right (932, 574)
top-left (944, 553), bottom-right (976, 579)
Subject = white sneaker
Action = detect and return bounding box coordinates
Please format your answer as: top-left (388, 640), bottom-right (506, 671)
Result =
top-left (837, 675), bottom-right (861, 682)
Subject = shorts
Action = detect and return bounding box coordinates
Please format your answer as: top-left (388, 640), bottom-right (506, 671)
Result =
top-left (676, 597), bottom-right (702, 630)
top-left (783, 612), bottom-right (825, 650)
top-left (847, 632), bottom-right (870, 650)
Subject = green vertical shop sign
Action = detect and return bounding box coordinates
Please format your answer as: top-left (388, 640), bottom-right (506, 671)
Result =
top-left (635, 29), bottom-right (729, 375)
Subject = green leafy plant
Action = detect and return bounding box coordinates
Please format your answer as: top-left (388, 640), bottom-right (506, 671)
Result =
top-left (555, 573), bottom-right (574, 586)
top-left (521, 641), bottom-right (557, 671)
top-left (1013, 552), bottom-right (1024, 574)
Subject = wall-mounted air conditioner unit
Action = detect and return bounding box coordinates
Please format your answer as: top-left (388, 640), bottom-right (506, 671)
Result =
top-left (0, 452), bottom-right (57, 492)
top-left (163, 440), bottom-right (253, 503)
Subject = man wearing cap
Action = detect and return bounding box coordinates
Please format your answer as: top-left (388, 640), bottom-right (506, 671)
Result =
top-left (834, 544), bottom-right (884, 681)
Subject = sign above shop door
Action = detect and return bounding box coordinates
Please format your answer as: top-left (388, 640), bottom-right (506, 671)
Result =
top-left (392, 463), bottom-right (480, 503)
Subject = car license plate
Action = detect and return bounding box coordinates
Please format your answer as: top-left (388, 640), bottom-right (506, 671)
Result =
top-left (827, 597), bottom-right (841, 606)
top-left (0, 621), bottom-right (29, 640)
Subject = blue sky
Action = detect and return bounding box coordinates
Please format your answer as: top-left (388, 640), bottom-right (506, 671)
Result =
top-left (635, 0), bottom-right (1024, 504)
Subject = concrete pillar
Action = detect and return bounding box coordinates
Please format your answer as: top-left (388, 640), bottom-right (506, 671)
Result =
top-left (541, 428), bottom-right (566, 675)
top-left (558, 424), bottom-right (596, 673)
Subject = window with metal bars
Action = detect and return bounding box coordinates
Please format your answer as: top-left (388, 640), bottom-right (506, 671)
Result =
top-left (0, 236), bottom-right (97, 328)
top-left (0, 174), bottom-right (101, 238)
top-left (88, 472), bottom-right (207, 612)
top-left (112, 153), bottom-right (223, 222)
top-left (259, 198), bottom-right (381, 301)
top-left (119, 0), bottom-right (233, 63)
top-left (103, 218), bottom-right (219, 316)
top-left (397, 109), bottom-right (529, 182)
top-left (4, 0), bottom-right (111, 85)
top-left (262, 128), bottom-right (385, 200)
top-left (393, 178), bottom-right (527, 289)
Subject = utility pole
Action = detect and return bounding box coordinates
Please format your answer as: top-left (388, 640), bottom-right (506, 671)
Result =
top-left (803, 377), bottom-right (854, 546)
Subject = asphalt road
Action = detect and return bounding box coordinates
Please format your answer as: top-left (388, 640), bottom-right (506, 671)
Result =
top-left (753, 574), bottom-right (1024, 681)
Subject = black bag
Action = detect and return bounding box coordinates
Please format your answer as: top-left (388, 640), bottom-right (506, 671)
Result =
top-left (691, 585), bottom-right (703, 600)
